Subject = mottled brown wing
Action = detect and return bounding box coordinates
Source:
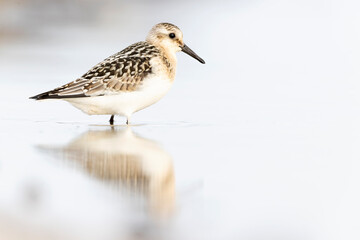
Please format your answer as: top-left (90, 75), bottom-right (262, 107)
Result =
top-left (30, 42), bottom-right (159, 100)
top-left (42, 57), bottom-right (152, 99)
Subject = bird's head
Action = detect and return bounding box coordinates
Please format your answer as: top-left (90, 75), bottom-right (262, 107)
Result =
top-left (146, 23), bottom-right (205, 64)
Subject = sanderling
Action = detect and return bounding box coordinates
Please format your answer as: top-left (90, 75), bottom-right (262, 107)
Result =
top-left (30, 22), bottom-right (205, 125)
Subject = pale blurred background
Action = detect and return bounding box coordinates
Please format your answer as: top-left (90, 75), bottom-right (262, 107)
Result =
top-left (1, 0), bottom-right (360, 239)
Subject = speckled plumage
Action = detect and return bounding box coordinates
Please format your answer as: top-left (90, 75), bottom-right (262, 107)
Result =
top-left (34, 42), bottom-right (161, 98)
top-left (30, 22), bottom-right (205, 124)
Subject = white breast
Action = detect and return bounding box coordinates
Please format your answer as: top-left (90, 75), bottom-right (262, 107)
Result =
top-left (65, 75), bottom-right (173, 117)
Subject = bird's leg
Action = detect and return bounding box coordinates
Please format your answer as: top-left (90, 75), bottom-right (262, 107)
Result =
top-left (109, 115), bottom-right (114, 125)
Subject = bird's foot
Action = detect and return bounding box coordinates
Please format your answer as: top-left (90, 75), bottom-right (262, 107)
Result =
top-left (109, 115), bottom-right (114, 125)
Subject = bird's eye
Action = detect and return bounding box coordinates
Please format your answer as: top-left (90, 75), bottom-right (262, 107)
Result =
top-left (169, 33), bottom-right (176, 39)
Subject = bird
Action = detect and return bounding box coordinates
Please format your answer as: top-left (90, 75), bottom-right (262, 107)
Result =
top-left (30, 22), bottom-right (205, 125)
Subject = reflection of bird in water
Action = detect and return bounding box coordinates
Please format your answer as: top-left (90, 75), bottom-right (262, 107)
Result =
top-left (41, 127), bottom-right (175, 218)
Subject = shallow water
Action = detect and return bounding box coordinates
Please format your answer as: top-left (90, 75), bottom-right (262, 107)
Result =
top-left (1, 96), bottom-right (360, 240)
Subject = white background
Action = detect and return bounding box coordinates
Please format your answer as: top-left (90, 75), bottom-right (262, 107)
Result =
top-left (0, 0), bottom-right (360, 239)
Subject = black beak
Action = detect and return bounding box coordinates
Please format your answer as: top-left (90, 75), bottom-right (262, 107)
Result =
top-left (181, 44), bottom-right (205, 64)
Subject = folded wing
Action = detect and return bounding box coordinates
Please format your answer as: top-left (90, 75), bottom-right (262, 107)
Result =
top-left (30, 42), bottom-right (159, 100)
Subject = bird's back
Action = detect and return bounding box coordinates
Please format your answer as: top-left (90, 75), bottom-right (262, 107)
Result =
top-left (30, 41), bottom-right (163, 100)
